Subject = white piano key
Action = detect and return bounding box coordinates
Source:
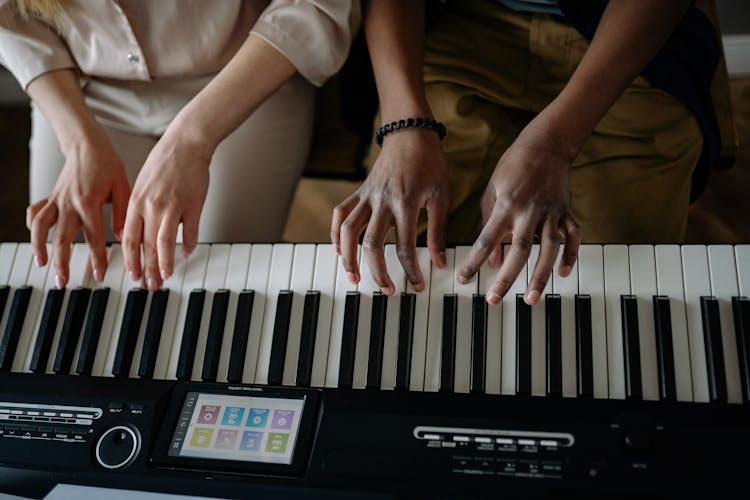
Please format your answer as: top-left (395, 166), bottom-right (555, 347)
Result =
top-left (216, 244), bottom-right (252, 383)
top-left (310, 244), bottom-right (338, 388)
top-left (603, 245), bottom-right (630, 400)
top-left (12, 244), bottom-right (51, 372)
top-left (501, 244), bottom-right (527, 396)
top-left (408, 247), bottom-right (432, 392)
top-left (0, 243), bottom-right (18, 285)
top-left (243, 244), bottom-right (273, 384)
top-left (325, 246), bottom-right (359, 388)
top-left (527, 245), bottom-right (549, 397)
top-left (655, 245), bottom-right (693, 402)
top-left (552, 248), bottom-right (578, 398)
top-left (736, 245), bottom-right (750, 296)
top-left (190, 244), bottom-right (230, 381)
top-left (353, 247), bottom-right (377, 390)
top-left (381, 244), bottom-right (406, 390)
top-left (682, 245), bottom-right (711, 403)
top-left (164, 244), bottom-right (210, 380)
top-left (708, 245), bottom-right (742, 404)
top-left (578, 245), bottom-right (608, 399)
top-left (454, 246), bottom-right (476, 394)
top-left (424, 248), bottom-right (455, 392)
top-left (90, 245), bottom-right (126, 377)
top-left (629, 245), bottom-right (659, 401)
top-left (46, 243), bottom-right (90, 374)
top-left (255, 244), bottom-right (294, 384)
top-left (153, 246), bottom-right (189, 380)
top-left (479, 260), bottom-right (502, 395)
top-left (0, 243), bottom-right (30, 348)
top-left (282, 244), bottom-right (316, 386)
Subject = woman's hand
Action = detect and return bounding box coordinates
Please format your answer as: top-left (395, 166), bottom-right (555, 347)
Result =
top-left (456, 120), bottom-right (581, 306)
top-left (331, 128), bottom-right (450, 294)
top-left (27, 127), bottom-right (130, 289)
top-left (122, 132), bottom-right (211, 291)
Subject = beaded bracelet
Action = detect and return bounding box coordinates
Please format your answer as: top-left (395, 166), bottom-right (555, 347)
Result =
top-left (375, 117), bottom-right (446, 147)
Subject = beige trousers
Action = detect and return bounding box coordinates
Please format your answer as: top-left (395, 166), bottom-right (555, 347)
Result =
top-left (30, 75), bottom-right (315, 243)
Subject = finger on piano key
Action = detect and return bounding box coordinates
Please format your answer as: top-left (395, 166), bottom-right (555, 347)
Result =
top-left (425, 248), bottom-right (454, 392)
top-left (366, 292), bottom-right (387, 389)
top-left (326, 245), bottom-right (359, 388)
top-left (111, 288), bottom-right (148, 377)
top-left (242, 244), bottom-right (272, 384)
top-left (309, 244), bottom-right (337, 388)
top-left (152, 245), bottom-right (189, 380)
top-left (454, 246), bottom-right (476, 394)
top-left (216, 244), bottom-right (252, 383)
top-left (578, 245), bottom-right (608, 399)
top-left (137, 288), bottom-right (169, 378)
top-left (527, 245), bottom-right (549, 397)
top-left (395, 292), bottom-right (416, 391)
top-left (479, 260), bottom-right (502, 395)
top-left (45, 243), bottom-right (90, 374)
top-left (681, 245), bottom-right (711, 402)
top-left (629, 245), bottom-right (659, 401)
top-left (90, 245), bottom-right (126, 377)
top-left (604, 244), bottom-right (630, 399)
top-left (201, 289), bottom-right (229, 382)
top-left (267, 290), bottom-right (293, 386)
top-left (255, 244), bottom-right (294, 385)
top-left (500, 245), bottom-right (526, 396)
top-left (575, 294), bottom-right (594, 398)
top-left (227, 290), bottom-right (255, 384)
top-left (655, 245), bottom-right (693, 402)
top-left (653, 296), bottom-right (677, 401)
top-left (175, 289), bottom-right (206, 380)
top-left (51, 286), bottom-right (91, 374)
top-left (296, 291), bottom-right (320, 387)
top-left (353, 247), bottom-right (377, 389)
top-left (621, 295), bottom-right (642, 400)
top-left (701, 296), bottom-right (727, 403)
top-left (707, 245), bottom-right (743, 404)
top-left (545, 294), bottom-right (562, 397)
top-left (552, 247), bottom-right (578, 398)
top-left (470, 294), bottom-right (487, 394)
top-left (0, 244), bottom-right (32, 366)
top-left (408, 247), bottom-right (431, 392)
top-left (13, 243), bottom-right (51, 373)
top-left (732, 297), bottom-right (750, 402)
top-left (439, 293), bottom-right (457, 393)
top-left (282, 244), bottom-right (316, 386)
top-left (381, 244), bottom-right (406, 390)
top-left (165, 244), bottom-right (209, 380)
top-left (338, 291), bottom-right (360, 389)
top-left (191, 244), bottom-right (231, 381)
top-left (0, 286), bottom-right (31, 371)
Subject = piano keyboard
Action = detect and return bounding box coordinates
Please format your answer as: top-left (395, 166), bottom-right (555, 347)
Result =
top-left (0, 242), bottom-right (748, 405)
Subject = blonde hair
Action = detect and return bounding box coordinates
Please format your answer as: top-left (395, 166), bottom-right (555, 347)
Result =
top-left (14, 0), bottom-right (66, 31)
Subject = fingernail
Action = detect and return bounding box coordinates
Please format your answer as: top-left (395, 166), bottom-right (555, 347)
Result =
top-left (413, 282), bottom-right (424, 292)
top-left (55, 274), bottom-right (65, 289)
top-left (161, 270), bottom-right (170, 281)
top-left (380, 285), bottom-right (394, 295)
top-left (561, 264), bottom-right (572, 276)
top-left (526, 290), bottom-right (540, 305)
top-left (129, 270), bottom-right (138, 283)
top-left (147, 277), bottom-right (158, 291)
top-left (346, 272), bottom-right (358, 284)
top-left (35, 254), bottom-right (43, 267)
top-left (488, 292), bottom-right (501, 305)
top-left (93, 268), bottom-right (103, 282)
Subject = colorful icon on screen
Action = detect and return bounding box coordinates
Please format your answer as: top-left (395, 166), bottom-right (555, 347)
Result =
top-left (222, 406), bottom-right (245, 426)
top-left (214, 429), bottom-right (239, 449)
top-left (197, 405), bottom-right (220, 424)
top-left (189, 428), bottom-right (214, 448)
top-left (246, 408), bottom-right (269, 428)
top-left (271, 410), bottom-right (295, 430)
top-left (240, 431), bottom-right (263, 451)
top-left (265, 433), bottom-right (289, 453)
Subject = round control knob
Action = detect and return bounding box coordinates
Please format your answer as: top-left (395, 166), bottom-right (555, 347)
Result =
top-left (95, 425), bottom-right (141, 470)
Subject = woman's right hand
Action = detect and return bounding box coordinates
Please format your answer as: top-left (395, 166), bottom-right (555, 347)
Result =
top-left (26, 124), bottom-right (131, 289)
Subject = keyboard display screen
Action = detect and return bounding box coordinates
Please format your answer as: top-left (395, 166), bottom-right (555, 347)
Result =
top-left (168, 392), bottom-right (306, 465)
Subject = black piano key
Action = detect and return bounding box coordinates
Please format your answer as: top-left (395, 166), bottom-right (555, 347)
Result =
top-left (733, 296), bottom-right (750, 403)
top-left (52, 287), bottom-right (92, 374)
top-left (137, 289), bottom-right (170, 378)
top-left (366, 292), bottom-right (388, 389)
top-left (296, 291), bottom-right (320, 387)
top-left (575, 294), bottom-right (594, 398)
top-left (545, 293), bottom-right (562, 397)
top-left (440, 294), bottom-right (458, 393)
top-left (338, 291), bottom-right (360, 389)
top-left (701, 296), bottom-right (727, 403)
top-left (176, 289), bottom-right (206, 380)
top-left (29, 289), bottom-right (65, 373)
top-left (395, 292), bottom-right (416, 391)
top-left (267, 290), bottom-right (293, 386)
top-left (470, 294), bottom-right (487, 394)
top-left (227, 290), bottom-right (254, 384)
top-left (516, 294), bottom-right (532, 396)
top-left (75, 288), bottom-right (110, 375)
top-left (112, 288), bottom-right (148, 377)
top-left (0, 286), bottom-right (32, 371)
top-left (201, 289), bottom-right (230, 382)
top-left (621, 295), bottom-right (642, 400)
top-left (653, 295), bottom-right (677, 401)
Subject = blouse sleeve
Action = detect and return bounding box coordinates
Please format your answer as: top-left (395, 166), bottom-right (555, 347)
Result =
top-left (251, 0), bottom-right (351, 87)
top-left (0, 0), bottom-right (76, 90)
